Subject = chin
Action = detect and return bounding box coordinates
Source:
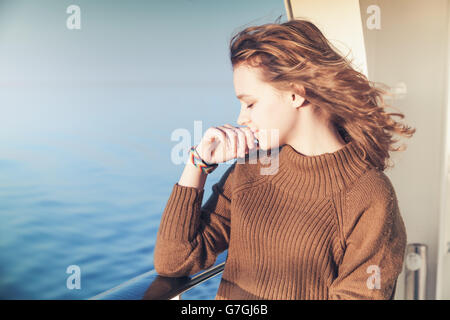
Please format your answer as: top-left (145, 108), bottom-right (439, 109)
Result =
top-left (257, 133), bottom-right (281, 151)
top-left (257, 141), bottom-right (278, 153)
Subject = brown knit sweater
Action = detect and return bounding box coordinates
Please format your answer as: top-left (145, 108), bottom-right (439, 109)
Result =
top-left (154, 141), bottom-right (407, 300)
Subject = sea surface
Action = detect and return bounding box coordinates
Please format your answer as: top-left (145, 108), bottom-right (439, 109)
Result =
top-left (0, 86), bottom-right (235, 300)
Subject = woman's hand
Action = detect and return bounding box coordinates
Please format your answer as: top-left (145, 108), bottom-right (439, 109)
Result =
top-left (195, 124), bottom-right (259, 164)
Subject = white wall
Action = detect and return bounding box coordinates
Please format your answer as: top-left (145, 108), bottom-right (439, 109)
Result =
top-left (436, 1), bottom-right (450, 300)
top-left (287, 0), bottom-right (368, 76)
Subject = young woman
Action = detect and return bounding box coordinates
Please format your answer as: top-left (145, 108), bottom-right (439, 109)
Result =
top-left (153, 19), bottom-right (415, 300)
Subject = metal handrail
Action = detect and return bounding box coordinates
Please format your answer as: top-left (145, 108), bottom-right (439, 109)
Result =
top-left (89, 269), bottom-right (158, 300)
top-left (89, 251), bottom-right (228, 300)
top-left (143, 262), bottom-right (225, 300)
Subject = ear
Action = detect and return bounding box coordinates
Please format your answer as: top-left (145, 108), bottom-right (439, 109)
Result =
top-left (289, 83), bottom-right (307, 109)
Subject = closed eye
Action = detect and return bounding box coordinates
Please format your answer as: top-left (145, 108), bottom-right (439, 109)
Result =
top-left (247, 103), bottom-right (254, 109)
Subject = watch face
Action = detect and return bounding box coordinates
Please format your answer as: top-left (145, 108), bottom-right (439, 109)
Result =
top-left (406, 252), bottom-right (422, 271)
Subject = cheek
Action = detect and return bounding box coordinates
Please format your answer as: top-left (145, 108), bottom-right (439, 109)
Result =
top-left (255, 102), bottom-right (278, 125)
top-left (269, 104), bottom-right (295, 143)
top-left (259, 102), bottom-right (289, 129)
top-left (253, 103), bottom-right (287, 145)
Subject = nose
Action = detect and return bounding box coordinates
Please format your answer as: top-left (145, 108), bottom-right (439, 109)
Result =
top-left (237, 108), bottom-right (250, 126)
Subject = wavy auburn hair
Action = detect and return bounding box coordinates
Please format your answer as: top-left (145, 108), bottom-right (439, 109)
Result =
top-left (229, 18), bottom-right (416, 171)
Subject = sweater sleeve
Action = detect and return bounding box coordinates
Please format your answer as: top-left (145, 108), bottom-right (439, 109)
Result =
top-left (153, 161), bottom-right (236, 277)
top-left (328, 172), bottom-right (407, 300)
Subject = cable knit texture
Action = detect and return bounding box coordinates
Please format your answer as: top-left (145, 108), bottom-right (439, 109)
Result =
top-left (153, 140), bottom-right (407, 300)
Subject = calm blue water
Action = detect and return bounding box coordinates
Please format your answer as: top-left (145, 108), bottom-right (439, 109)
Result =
top-left (0, 117), bottom-right (232, 299)
top-left (0, 0), bottom-right (287, 299)
top-left (0, 86), bottom-right (239, 300)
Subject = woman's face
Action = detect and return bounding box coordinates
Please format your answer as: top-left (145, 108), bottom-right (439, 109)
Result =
top-left (233, 63), bottom-right (303, 150)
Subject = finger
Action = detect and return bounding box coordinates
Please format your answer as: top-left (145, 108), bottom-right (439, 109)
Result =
top-left (241, 127), bottom-right (256, 150)
top-left (212, 127), bottom-right (227, 147)
top-left (224, 125), bottom-right (246, 158)
top-left (208, 127), bottom-right (227, 160)
top-left (235, 128), bottom-right (247, 158)
top-left (218, 126), bottom-right (237, 158)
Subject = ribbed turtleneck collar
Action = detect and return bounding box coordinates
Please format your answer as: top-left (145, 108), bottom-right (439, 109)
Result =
top-left (266, 140), bottom-right (372, 197)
